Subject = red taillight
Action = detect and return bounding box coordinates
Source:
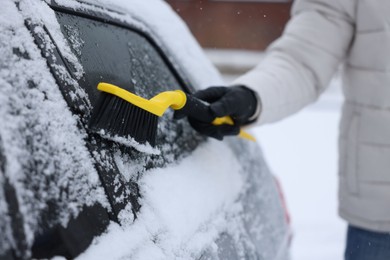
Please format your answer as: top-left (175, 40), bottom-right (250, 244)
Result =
top-left (273, 176), bottom-right (293, 247)
top-left (273, 176), bottom-right (291, 225)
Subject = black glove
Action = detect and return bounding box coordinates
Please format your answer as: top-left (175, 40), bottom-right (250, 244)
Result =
top-left (175, 85), bottom-right (259, 140)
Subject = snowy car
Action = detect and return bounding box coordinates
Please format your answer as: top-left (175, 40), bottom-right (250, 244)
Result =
top-left (0, 0), bottom-right (290, 259)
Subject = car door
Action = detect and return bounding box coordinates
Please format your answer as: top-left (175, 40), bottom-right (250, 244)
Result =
top-left (23, 1), bottom-right (205, 259)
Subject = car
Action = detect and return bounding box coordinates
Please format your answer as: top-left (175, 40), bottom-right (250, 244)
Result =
top-left (0, 0), bottom-right (291, 259)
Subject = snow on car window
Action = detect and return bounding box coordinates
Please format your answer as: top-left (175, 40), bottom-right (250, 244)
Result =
top-left (63, 25), bottom-right (85, 57)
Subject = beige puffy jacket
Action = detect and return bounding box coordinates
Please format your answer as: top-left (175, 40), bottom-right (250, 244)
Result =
top-left (234, 0), bottom-right (390, 232)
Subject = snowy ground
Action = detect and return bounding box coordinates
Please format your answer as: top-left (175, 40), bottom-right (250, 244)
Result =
top-left (207, 49), bottom-right (347, 260)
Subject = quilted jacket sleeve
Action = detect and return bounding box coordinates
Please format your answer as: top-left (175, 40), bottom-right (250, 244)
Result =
top-left (233, 0), bottom-right (356, 124)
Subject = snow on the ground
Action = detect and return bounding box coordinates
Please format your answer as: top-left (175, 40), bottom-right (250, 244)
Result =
top-left (253, 78), bottom-right (346, 260)
top-left (209, 48), bottom-right (346, 260)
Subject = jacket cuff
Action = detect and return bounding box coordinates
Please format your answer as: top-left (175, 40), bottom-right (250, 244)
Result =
top-left (247, 89), bottom-right (262, 123)
top-left (234, 85), bottom-right (262, 125)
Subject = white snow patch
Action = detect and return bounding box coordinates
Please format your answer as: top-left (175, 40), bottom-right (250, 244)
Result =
top-left (78, 140), bottom-right (244, 260)
top-left (96, 130), bottom-right (160, 155)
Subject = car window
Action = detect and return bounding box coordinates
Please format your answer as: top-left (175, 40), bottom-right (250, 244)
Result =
top-left (56, 12), bottom-right (180, 101)
top-left (54, 11), bottom-right (204, 176)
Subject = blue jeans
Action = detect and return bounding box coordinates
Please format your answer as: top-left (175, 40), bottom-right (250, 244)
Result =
top-left (345, 225), bottom-right (390, 260)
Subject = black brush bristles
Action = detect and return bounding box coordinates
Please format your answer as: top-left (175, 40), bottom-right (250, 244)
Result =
top-left (89, 93), bottom-right (159, 146)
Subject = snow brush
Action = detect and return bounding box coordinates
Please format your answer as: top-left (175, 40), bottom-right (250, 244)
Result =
top-left (88, 82), bottom-right (256, 146)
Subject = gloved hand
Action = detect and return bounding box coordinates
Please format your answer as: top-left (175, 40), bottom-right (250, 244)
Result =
top-left (176, 85), bottom-right (259, 140)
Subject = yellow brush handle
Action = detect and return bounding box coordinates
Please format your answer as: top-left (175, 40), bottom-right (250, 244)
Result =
top-left (212, 117), bottom-right (256, 142)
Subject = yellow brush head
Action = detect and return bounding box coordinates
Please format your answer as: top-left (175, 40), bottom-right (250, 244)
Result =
top-left (97, 82), bottom-right (187, 117)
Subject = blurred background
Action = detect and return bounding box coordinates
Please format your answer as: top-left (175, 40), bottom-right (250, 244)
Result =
top-left (166, 1), bottom-right (345, 259)
top-left (167, 0), bottom-right (291, 50)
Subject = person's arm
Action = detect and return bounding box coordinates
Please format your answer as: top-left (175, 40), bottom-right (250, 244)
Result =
top-left (178, 0), bottom-right (356, 140)
top-left (234, 0), bottom-right (356, 124)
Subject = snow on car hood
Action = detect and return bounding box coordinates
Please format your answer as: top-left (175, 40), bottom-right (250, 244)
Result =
top-left (78, 139), bottom-right (244, 260)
